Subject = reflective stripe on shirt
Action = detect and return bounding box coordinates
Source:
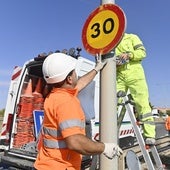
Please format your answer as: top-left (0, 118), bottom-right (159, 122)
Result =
top-left (42, 119), bottom-right (85, 149)
top-left (43, 138), bottom-right (67, 148)
top-left (60, 119), bottom-right (85, 130)
top-left (134, 44), bottom-right (144, 50)
top-left (43, 126), bottom-right (62, 137)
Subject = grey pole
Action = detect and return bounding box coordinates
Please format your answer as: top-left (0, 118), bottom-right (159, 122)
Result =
top-left (99, 0), bottom-right (118, 170)
top-left (101, 0), bottom-right (115, 3)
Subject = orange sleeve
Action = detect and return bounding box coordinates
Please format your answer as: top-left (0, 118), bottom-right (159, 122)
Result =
top-left (165, 117), bottom-right (170, 130)
top-left (57, 97), bottom-right (85, 138)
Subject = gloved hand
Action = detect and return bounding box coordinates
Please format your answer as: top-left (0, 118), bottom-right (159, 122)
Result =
top-left (116, 53), bottom-right (130, 66)
top-left (103, 143), bottom-right (123, 159)
top-left (94, 54), bottom-right (107, 72)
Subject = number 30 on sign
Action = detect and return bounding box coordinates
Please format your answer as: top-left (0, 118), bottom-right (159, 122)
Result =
top-left (82, 4), bottom-right (126, 56)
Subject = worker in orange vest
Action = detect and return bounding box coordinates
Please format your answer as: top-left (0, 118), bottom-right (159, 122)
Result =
top-left (165, 114), bottom-right (170, 136)
top-left (34, 53), bottom-right (122, 170)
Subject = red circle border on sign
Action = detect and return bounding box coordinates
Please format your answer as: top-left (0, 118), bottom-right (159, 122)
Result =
top-left (82, 4), bottom-right (126, 56)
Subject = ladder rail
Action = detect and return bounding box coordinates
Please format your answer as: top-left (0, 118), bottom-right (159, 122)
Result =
top-left (118, 90), bottom-right (164, 170)
top-left (122, 94), bottom-right (155, 170)
top-left (117, 103), bottom-right (126, 129)
top-left (150, 146), bottom-right (164, 170)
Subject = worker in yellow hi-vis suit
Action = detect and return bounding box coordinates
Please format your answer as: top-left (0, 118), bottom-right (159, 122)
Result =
top-left (115, 33), bottom-right (156, 145)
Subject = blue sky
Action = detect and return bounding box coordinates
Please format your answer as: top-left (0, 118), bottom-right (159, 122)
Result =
top-left (0, 0), bottom-right (170, 109)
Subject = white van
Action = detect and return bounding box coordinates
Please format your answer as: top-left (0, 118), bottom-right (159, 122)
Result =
top-left (0, 48), bottom-right (135, 169)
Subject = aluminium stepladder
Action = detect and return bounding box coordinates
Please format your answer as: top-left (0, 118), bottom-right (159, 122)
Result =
top-left (117, 90), bottom-right (164, 170)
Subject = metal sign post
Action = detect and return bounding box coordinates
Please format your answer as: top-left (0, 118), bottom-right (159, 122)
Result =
top-left (101, 0), bottom-right (115, 3)
top-left (99, 0), bottom-right (117, 170)
top-left (100, 56), bottom-right (117, 170)
top-left (81, 1), bottom-right (126, 169)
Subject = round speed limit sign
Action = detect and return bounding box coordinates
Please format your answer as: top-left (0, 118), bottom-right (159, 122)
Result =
top-left (82, 4), bottom-right (126, 55)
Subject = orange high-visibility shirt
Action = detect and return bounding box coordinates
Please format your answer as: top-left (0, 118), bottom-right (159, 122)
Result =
top-left (34, 88), bottom-right (85, 170)
top-left (165, 116), bottom-right (170, 130)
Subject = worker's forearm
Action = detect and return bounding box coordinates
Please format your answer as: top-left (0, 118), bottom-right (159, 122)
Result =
top-left (76, 69), bottom-right (97, 92)
top-left (65, 134), bottom-right (105, 155)
top-left (130, 49), bottom-right (146, 61)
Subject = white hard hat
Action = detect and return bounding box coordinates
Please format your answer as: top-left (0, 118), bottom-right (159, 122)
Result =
top-left (42, 53), bottom-right (77, 84)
